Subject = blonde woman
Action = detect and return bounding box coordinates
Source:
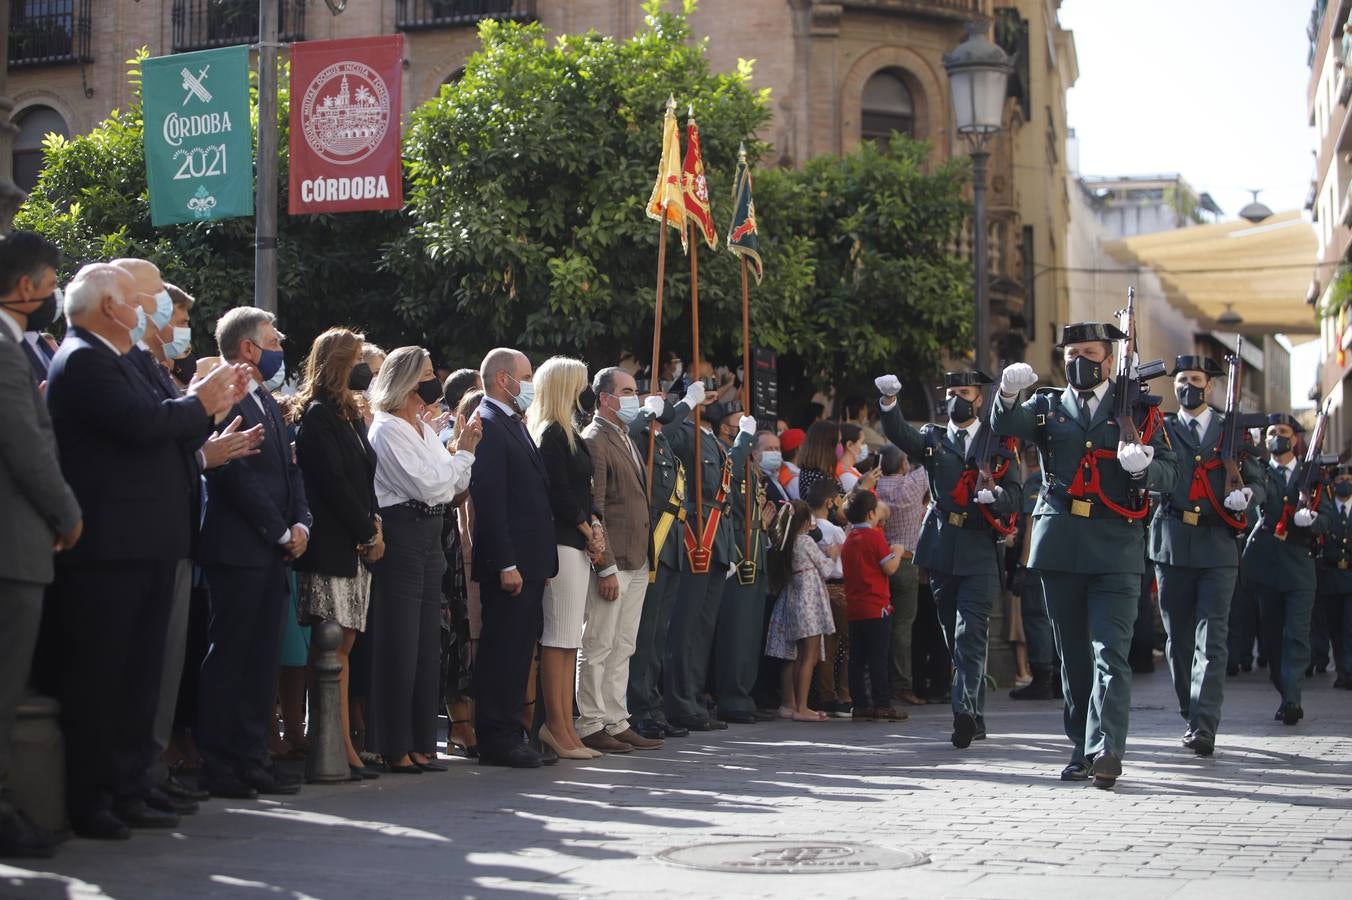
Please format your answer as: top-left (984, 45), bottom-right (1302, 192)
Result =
top-left (529, 357), bottom-right (606, 760)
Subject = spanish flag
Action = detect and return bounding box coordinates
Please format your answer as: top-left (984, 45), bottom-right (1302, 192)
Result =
top-left (682, 112), bottom-right (717, 250)
top-left (646, 97), bottom-right (687, 253)
top-left (726, 143), bottom-right (763, 284)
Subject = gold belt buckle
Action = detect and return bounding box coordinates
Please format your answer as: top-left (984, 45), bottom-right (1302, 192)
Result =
top-left (677, 508), bottom-right (687, 521)
top-left (947, 511), bottom-right (966, 527)
top-left (1182, 510), bottom-right (1200, 526)
top-left (1340, 560), bottom-right (1349, 570)
top-left (1070, 499), bottom-right (1093, 518)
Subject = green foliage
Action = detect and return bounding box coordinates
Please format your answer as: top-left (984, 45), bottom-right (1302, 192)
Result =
top-left (14, 49), bottom-right (403, 362)
top-left (1323, 265), bottom-right (1352, 320)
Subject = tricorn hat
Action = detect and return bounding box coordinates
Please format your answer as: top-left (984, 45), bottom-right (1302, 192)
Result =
top-left (1266, 412), bottom-right (1306, 434)
top-left (1056, 322), bottom-right (1127, 347)
top-left (1332, 463), bottom-right (1352, 479)
top-left (942, 370), bottom-right (994, 389)
top-left (705, 399), bottom-right (743, 425)
top-left (1171, 355), bottom-right (1224, 378)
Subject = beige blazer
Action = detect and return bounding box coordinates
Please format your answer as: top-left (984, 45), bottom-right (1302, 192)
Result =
top-left (582, 416), bottom-right (649, 572)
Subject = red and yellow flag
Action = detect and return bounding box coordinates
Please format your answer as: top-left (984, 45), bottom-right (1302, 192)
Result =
top-left (682, 113), bottom-right (717, 250)
top-left (646, 97), bottom-right (687, 253)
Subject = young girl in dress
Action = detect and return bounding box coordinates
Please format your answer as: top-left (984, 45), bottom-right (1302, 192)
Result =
top-left (765, 500), bottom-right (838, 722)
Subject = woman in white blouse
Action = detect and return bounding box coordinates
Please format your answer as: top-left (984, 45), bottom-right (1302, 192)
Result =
top-left (366, 347), bottom-right (482, 773)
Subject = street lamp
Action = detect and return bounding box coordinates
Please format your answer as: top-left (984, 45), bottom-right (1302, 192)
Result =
top-left (944, 21), bottom-right (1013, 373)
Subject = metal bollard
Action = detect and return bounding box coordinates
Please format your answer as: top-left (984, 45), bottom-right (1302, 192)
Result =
top-left (10, 692), bottom-right (66, 833)
top-left (305, 620), bottom-right (350, 784)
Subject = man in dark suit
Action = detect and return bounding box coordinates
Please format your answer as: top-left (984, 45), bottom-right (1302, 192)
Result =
top-left (197, 307), bottom-right (311, 799)
top-left (43, 263), bottom-right (243, 839)
top-left (471, 347), bottom-right (559, 768)
top-left (0, 232), bottom-right (82, 858)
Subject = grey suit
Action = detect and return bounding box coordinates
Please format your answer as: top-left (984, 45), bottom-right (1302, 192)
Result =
top-left (0, 324), bottom-right (80, 787)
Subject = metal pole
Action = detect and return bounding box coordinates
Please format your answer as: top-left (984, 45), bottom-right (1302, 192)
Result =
top-left (971, 144), bottom-right (989, 374)
top-left (254, 0), bottom-right (279, 313)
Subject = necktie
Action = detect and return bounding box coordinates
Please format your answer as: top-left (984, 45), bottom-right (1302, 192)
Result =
top-left (1078, 391), bottom-right (1095, 428)
top-left (954, 429), bottom-right (968, 457)
top-left (19, 339), bottom-right (47, 379)
top-left (1188, 419), bottom-right (1201, 446)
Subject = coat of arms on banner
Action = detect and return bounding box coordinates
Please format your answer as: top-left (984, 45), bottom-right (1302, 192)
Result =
top-left (300, 61), bottom-right (391, 166)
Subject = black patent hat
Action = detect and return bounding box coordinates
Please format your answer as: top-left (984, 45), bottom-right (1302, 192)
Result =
top-left (1056, 322), bottom-right (1127, 347)
top-left (1171, 355), bottom-right (1224, 378)
top-left (706, 399), bottom-right (743, 424)
top-left (1266, 412), bottom-right (1306, 434)
top-left (942, 370), bottom-right (994, 388)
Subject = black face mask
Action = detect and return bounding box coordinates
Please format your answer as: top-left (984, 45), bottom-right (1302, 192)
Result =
top-left (1175, 383), bottom-right (1205, 410)
top-left (577, 386), bottom-right (596, 414)
top-left (348, 362), bottom-right (373, 392)
top-left (946, 395), bottom-right (976, 423)
top-left (171, 353), bottom-right (197, 386)
top-left (24, 292), bottom-right (59, 333)
top-left (1266, 435), bottom-right (1291, 456)
top-left (1335, 482), bottom-right (1352, 498)
top-left (1065, 356), bottom-right (1104, 391)
top-left (808, 526), bottom-right (824, 543)
top-left (416, 378), bottom-right (444, 406)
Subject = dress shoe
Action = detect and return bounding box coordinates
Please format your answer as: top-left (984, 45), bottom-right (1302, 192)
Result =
top-left (1278, 702), bottom-right (1303, 725)
top-left (71, 809), bottom-right (131, 841)
top-left (1183, 732), bottom-right (1215, 756)
top-left (719, 710), bottom-right (757, 724)
top-left (350, 765), bottom-right (381, 780)
top-left (879, 706), bottom-right (909, 722)
top-left (1009, 669), bottom-right (1056, 700)
top-left (1225, 662), bottom-right (1239, 678)
top-left (1091, 752), bottom-right (1122, 790)
top-left (973, 716), bottom-right (987, 740)
top-left (540, 724), bottom-right (597, 760)
top-left (613, 728), bottom-right (663, 750)
top-left (537, 742), bottom-right (560, 766)
top-left (242, 767), bottom-right (303, 795)
top-left (146, 786), bottom-right (198, 815)
top-left (161, 775), bottom-right (209, 803)
top-left (415, 758), bottom-right (449, 772)
top-left (951, 712), bottom-right (976, 749)
top-left (631, 719), bottom-right (665, 740)
top-left (655, 718), bottom-right (689, 738)
top-left (1060, 761), bottom-right (1091, 782)
top-left (852, 707), bottom-right (876, 721)
top-left (113, 799), bottom-right (179, 829)
top-left (582, 731), bottom-right (634, 754)
top-left (0, 804), bottom-right (59, 858)
top-left (670, 716), bottom-right (719, 732)
top-left (479, 744), bottom-right (543, 768)
top-left (200, 774), bottom-right (259, 800)
top-left (752, 709), bottom-right (776, 721)
top-left (894, 690), bottom-right (927, 706)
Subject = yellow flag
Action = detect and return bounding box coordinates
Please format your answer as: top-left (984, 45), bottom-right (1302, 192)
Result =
top-left (645, 97), bottom-right (687, 253)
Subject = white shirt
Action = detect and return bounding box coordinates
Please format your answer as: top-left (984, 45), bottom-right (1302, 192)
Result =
top-left (816, 516), bottom-right (845, 581)
top-left (1178, 405), bottom-right (1213, 440)
top-left (840, 466), bottom-right (862, 493)
top-left (483, 394), bottom-right (518, 419)
top-left (369, 410), bottom-right (475, 507)
top-left (947, 419), bottom-right (981, 457)
top-left (1076, 380), bottom-right (1111, 420)
top-left (1271, 456), bottom-right (1298, 486)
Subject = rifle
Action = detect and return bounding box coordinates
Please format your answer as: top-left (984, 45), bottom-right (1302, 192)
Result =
top-left (1112, 286), bottom-right (1167, 443)
top-left (1219, 335), bottom-right (1268, 495)
top-left (972, 376), bottom-right (1000, 494)
top-left (1297, 400), bottom-right (1332, 514)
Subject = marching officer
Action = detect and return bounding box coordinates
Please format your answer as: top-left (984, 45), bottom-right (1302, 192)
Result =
top-left (1315, 465), bottom-right (1352, 690)
top-left (626, 382), bottom-right (704, 741)
top-left (993, 323), bottom-right (1176, 789)
top-left (1242, 413), bottom-right (1326, 725)
top-left (875, 370), bottom-right (1021, 748)
top-left (662, 397), bottom-right (756, 731)
top-left (1148, 355), bottom-right (1265, 756)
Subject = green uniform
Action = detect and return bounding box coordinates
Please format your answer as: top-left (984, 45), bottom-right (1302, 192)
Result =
top-left (1314, 497), bottom-right (1352, 680)
top-left (663, 420), bottom-right (753, 725)
top-left (626, 402), bottom-right (690, 726)
top-left (880, 404), bottom-right (1021, 722)
top-left (992, 382), bottom-right (1176, 765)
top-left (1243, 461), bottom-right (1327, 709)
top-left (1148, 410), bottom-right (1265, 740)
top-left (713, 458), bottom-right (769, 717)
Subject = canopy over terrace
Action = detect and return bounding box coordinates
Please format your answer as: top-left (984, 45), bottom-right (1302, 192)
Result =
top-left (1102, 210), bottom-right (1319, 337)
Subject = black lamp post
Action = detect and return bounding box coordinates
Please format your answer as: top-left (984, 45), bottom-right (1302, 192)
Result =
top-left (944, 21), bottom-right (1013, 373)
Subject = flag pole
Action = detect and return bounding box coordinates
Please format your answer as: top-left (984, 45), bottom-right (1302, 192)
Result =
top-left (645, 218), bottom-right (668, 504)
top-left (690, 218), bottom-right (704, 543)
top-left (740, 253), bottom-right (754, 554)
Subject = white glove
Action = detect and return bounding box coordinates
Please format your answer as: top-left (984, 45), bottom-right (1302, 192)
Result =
top-left (999, 362), bottom-right (1038, 396)
top-left (1117, 441), bottom-right (1155, 475)
top-left (683, 380), bottom-right (706, 407)
top-left (1223, 487), bottom-right (1253, 512)
top-left (1294, 507), bottom-right (1317, 528)
top-left (738, 415), bottom-right (758, 436)
top-left (875, 374), bottom-right (902, 398)
top-left (975, 487), bottom-right (1001, 504)
top-left (642, 395), bottom-right (665, 417)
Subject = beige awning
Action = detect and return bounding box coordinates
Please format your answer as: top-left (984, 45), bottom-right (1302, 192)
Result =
top-left (1102, 210), bottom-right (1319, 336)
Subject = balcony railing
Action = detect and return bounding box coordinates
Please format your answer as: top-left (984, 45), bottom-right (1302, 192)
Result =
top-left (842, 0), bottom-right (984, 19)
top-left (396, 0), bottom-right (536, 30)
top-left (171, 0), bottom-right (305, 52)
top-left (8, 0), bottom-right (92, 68)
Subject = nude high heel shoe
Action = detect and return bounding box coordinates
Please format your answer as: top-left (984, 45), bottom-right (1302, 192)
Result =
top-left (539, 723), bottom-right (594, 761)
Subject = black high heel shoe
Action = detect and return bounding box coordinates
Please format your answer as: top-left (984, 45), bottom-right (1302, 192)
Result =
top-left (385, 758), bottom-right (423, 774)
top-left (449, 719), bottom-right (480, 759)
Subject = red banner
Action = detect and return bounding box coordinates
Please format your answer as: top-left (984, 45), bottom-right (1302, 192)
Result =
top-left (288, 34), bottom-right (403, 214)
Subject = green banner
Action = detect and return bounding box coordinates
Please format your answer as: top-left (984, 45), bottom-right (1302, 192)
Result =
top-left (142, 45), bottom-right (253, 226)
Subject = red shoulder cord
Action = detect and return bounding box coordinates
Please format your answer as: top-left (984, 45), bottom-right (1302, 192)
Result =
top-left (1064, 406), bottom-right (1164, 521)
top-left (947, 437), bottom-right (1020, 536)
top-left (1273, 463), bottom-right (1323, 539)
top-left (1186, 438), bottom-right (1247, 530)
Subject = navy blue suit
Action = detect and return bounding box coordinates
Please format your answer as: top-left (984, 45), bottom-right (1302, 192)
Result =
top-left (470, 397), bottom-right (558, 753)
top-left (41, 326), bottom-right (211, 821)
top-left (197, 385), bottom-right (311, 781)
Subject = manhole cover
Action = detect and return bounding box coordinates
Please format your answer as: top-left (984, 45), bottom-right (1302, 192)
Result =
top-left (657, 839), bottom-right (929, 874)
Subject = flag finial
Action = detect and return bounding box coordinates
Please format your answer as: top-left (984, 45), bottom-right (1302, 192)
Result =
top-left (687, 103), bottom-right (694, 120)
top-left (666, 94), bottom-right (676, 112)
top-left (737, 141), bottom-right (747, 163)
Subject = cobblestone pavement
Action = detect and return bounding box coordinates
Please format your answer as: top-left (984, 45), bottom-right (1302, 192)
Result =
top-left (3, 667), bottom-right (1350, 899)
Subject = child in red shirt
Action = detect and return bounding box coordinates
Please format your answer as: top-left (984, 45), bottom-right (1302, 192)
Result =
top-left (841, 491), bottom-right (906, 720)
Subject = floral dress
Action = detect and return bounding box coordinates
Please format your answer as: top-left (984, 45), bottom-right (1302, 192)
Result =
top-left (765, 533), bottom-right (836, 660)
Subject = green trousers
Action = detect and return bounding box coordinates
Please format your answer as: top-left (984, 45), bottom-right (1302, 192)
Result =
top-left (1155, 563), bottom-right (1236, 739)
top-left (714, 574), bottom-right (768, 715)
top-left (928, 571), bottom-right (996, 718)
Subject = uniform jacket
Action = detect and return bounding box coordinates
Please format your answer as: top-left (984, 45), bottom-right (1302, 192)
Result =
top-left (1316, 496), bottom-right (1352, 594)
top-left (880, 403), bottom-right (1021, 577)
top-left (991, 381), bottom-right (1176, 575)
top-left (726, 455), bottom-right (769, 573)
top-left (629, 401), bottom-right (691, 572)
top-left (1148, 410), bottom-right (1265, 569)
top-left (583, 415), bottom-right (650, 572)
top-left (666, 418), bottom-right (753, 567)
top-left (1241, 460), bottom-right (1326, 591)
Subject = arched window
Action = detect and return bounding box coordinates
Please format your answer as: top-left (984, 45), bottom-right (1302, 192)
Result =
top-left (13, 106), bottom-right (70, 193)
top-left (860, 70), bottom-right (914, 146)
